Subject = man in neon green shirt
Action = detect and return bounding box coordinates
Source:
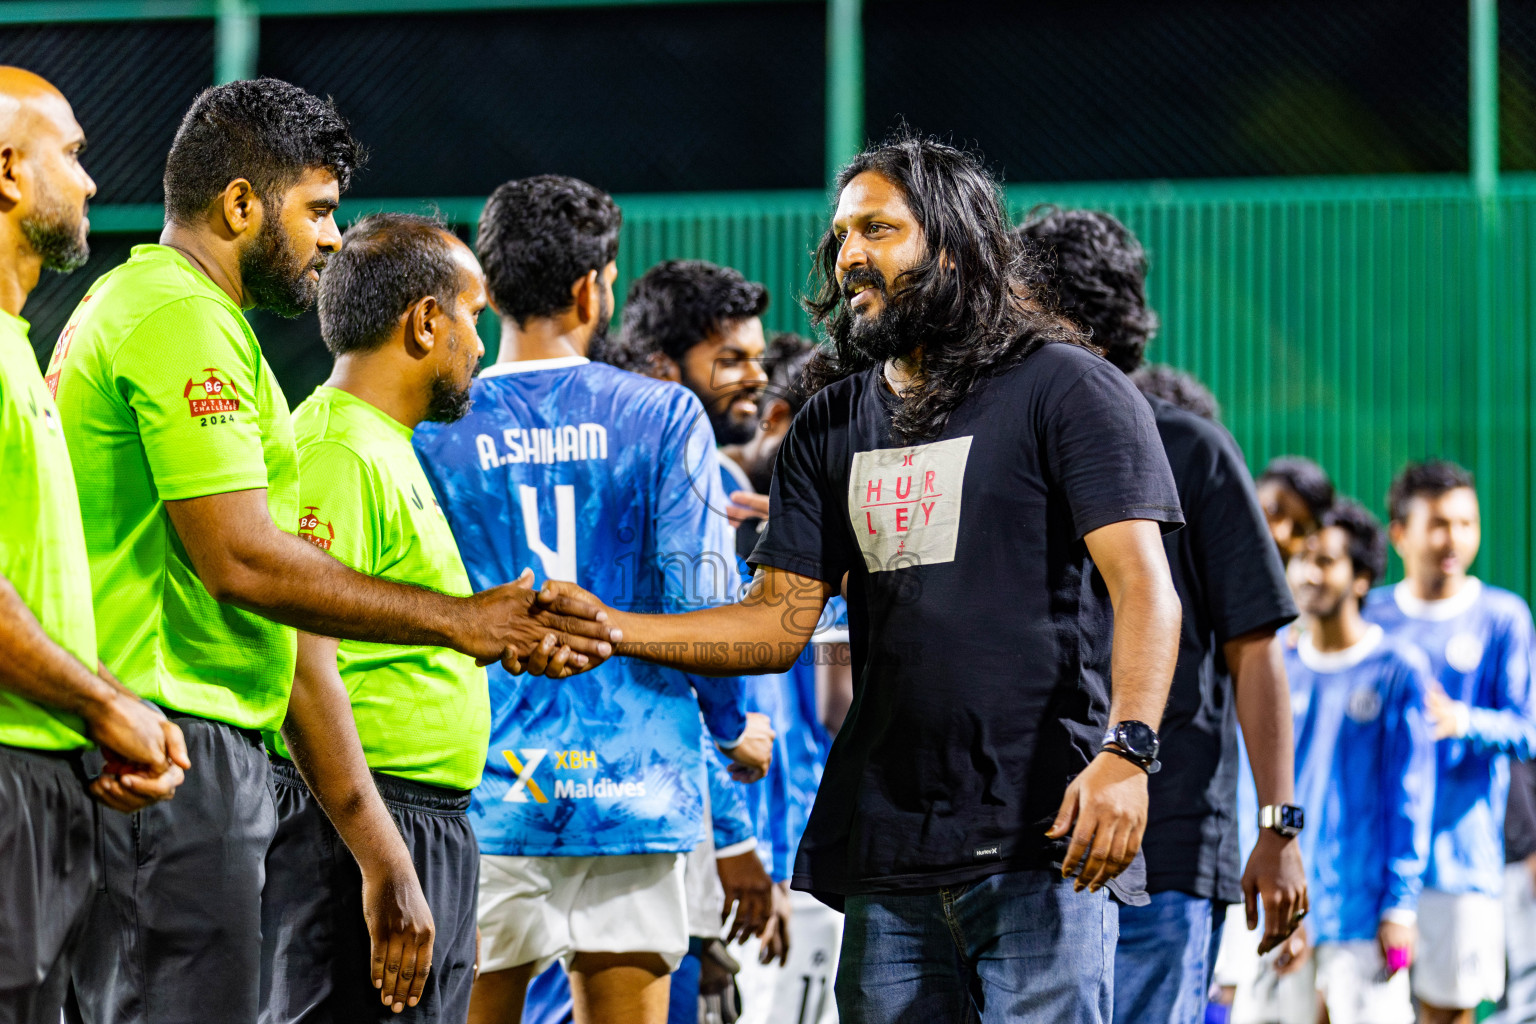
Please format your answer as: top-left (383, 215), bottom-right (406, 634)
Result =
top-left (261, 212), bottom-right (499, 1022)
top-left (48, 80), bottom-right (618, 1024)
top-left (0, 66), bottom-right (188, 1024)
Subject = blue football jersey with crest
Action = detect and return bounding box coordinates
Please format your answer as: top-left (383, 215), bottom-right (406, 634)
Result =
top-left (1283, 626), bottom-right (1436, 943)
top-left (414, 357), bottom-right (747, 856)
top-left (717, 462), bottom-right (846, 879)
top-left (1364, 578), bottom-right (1536, 895)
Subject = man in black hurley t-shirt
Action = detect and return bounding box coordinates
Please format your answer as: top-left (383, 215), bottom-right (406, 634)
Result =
top-left (551, 136), bottom-right (1185, 1022)
top-left (1020, 209), bottom-right (1308, 1024)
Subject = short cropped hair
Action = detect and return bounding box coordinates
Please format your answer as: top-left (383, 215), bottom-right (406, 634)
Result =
top-left (1016, 207), bottom-right (1159, 374)
top-left (764, 333), bottom-right (816, 416)
top-left (1258, 456), bottom-right (1335, 521)
top-left (1320, 499), bottom-right (1387, 586)
top-left (613, 259), bottom-right (768, 367)
top-left (1387, 460), bottom-right (1476, 524)
top-left (477, 175), bottom-right (622, 326)
top-left (1131, 364), bottom-right (1219, 421)
top-left (164, 78), bottom-right (363, 224)
top-left (318, 213), bottom-right (466, 355)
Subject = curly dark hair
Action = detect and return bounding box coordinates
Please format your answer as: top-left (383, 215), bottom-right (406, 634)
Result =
top-left (1258, 456), bottom-right (1335, 521)
top-left (164, 78), bottom-right (363, 224)
top-left (1131, 364), bottom-right (1219, 421)
top-left (318, 213), bottom-right (466, 355)
top-left (604, 259), bottom-right (768, 371)
top-left (802, 133), bottom-right (1083, 440)
top-left (1015, 207), bottom-right (1159, 374)
top-left (1319, 499), bottom-right (1387, 586)
top-left (477, 175), bottom-right (622, 326)
top-left (763, 332), bottom-right (816, 416)
top-left (1387, 460), bottom-right (1475, 524)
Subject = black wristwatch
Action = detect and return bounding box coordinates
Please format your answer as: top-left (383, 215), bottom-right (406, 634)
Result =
top-left (1258, 804), bottom-right (1305, 839)
top-left (1101, 721), bottom-right (1161, 775)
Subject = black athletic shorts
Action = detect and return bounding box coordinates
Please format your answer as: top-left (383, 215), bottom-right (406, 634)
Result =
top-left (260, 758), bottom-right (480, 1024)
top-left (69, 713), bottom-right (276, 1024)
top-left (0, 742), bottom-right (95, 1024)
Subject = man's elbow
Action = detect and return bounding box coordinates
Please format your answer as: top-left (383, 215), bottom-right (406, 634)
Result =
top-left (1137, 571), bottom-right (1182, 637)
top-left (193, 545), bottom-right (267, 606)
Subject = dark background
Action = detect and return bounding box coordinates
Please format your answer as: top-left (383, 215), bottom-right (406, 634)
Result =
top-left (4, 0), bottom-right (1529, 397)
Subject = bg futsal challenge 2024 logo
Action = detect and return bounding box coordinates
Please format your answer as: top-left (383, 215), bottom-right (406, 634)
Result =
top-left (184, 367), bottom-right (240, 419)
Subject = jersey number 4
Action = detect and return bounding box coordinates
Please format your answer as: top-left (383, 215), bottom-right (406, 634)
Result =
top-left (518, 484), bottom-right (577, 581)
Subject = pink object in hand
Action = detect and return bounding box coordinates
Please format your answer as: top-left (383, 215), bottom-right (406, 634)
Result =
top-left (1386, 947), bottom-right (1411, 973)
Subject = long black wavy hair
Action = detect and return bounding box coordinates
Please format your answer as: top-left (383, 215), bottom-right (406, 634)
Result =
top-left (802, 134), bottom-right (1083, 440)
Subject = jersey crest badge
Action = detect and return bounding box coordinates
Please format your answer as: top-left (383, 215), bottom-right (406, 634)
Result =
top-left (1445, 633), bottom-right (1484, 674)
top-left (297, 506), bottom-right (334, 550)
top-left (185, 368), bottom-right (240, 415)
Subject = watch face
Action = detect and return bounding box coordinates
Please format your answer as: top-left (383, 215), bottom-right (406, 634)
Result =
top-left (1117, 721), bottom-right (1159, 759)
top-left (1281, 805), bottom-right (1305, 831)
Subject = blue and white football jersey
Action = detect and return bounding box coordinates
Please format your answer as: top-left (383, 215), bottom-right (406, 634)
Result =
top-left (414, 357), bottom-right (748, 857)
top-left (1284, 625), bottom-right (1436, 943)
top-left (1364, 578), bottom-right (1536, 895)
top-left (718, 461), bottom-right (847, 880)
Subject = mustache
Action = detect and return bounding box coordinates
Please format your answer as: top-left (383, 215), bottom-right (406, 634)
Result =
top-left (841, 265), bottom-right (888, 302)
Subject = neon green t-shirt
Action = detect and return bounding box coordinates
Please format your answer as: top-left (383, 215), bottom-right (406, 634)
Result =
top-left (279, 386), bottom-right (488, 791)
top-left (47, 245), bottom-right (299, 732)
top-left (0, 311), bottom-right (94, 750)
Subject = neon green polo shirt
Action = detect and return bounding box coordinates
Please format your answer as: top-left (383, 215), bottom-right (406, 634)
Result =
top-left (0, 311), bottom-right (94, 750)
top-left (278, 386), bottom-right (488, 790)
top-left (47, 245), bottom-right (299, 732)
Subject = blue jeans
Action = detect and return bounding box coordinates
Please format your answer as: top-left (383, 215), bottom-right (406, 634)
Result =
top-left (1113, 891), bottom-right (1224, 1024)
top-left (835, 869), bottom-right (1118, 1024)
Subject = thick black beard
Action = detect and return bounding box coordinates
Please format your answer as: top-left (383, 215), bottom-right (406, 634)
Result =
top-left (423, 368), bottom-right (474, 424)
top-left (240, 213), bottom-right (324, 318)
top-left (831, 289), bottom-right (928, 368)
top-left (706, 396), bottom-right (758, 446)
top-left (22, 200), bottom-right (89, 273)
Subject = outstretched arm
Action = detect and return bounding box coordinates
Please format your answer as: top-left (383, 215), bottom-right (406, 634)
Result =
top-left (1048, 519), bottom-right (1180, 892)
top-left (602, 565), bottom-right (836, 676)
top-left (166, 488), bottom-right (617, 675)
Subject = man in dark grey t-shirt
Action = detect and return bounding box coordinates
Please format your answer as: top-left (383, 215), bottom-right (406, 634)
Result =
top-left (547, 136), bottom-right (1186, 1024)
top-left (1020, 208), bottom-right (1308, 1024)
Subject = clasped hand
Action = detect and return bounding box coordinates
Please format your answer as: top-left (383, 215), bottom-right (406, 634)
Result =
top-left (465, 570), bottom-right (623, 678)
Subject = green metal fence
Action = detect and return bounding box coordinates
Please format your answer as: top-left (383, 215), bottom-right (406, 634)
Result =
top-left (9, 0), bottom-right (1531, 601)
top-left (598, 175), bottom-right (1536, 598)
top-left (29, 175), bottom-right (1535, 596)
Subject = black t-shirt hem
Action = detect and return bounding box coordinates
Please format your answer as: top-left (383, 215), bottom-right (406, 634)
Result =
top-left (1215, 611), bottom-right (1297, 647)
top-left (1074, 503), bottom-right (1184, 540)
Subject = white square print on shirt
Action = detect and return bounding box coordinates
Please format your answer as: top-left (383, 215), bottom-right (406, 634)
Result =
top-left (847, 436), bottom-right (972, 573)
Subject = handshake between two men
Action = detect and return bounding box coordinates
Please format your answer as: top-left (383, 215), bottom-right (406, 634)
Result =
top-left (504, 569), bottom-right (776, 783)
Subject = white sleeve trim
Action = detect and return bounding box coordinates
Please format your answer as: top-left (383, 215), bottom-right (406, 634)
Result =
top-left (1380, 907), bottom-right (1418, 927)
top-left (715, 839), bottom-right (758, 859)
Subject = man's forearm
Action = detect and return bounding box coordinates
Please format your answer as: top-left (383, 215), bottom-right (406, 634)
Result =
top-left (281, 635), bottom-right (413, 873)
top-left (1105, 577), bottom-right (1181, 727)
top-left (608, 568), bottom-right (832, 676)
top-left (219, 527), bottom-right (464, 649)
top-left (1229, 633), bottom-right (1296, 806)
top-left (0, 574), bottom-right (116, 722)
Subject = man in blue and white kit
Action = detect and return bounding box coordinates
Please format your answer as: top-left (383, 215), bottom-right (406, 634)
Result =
top-left (608, 261), bottom-right (800, 1005)
top-left (721, 332), bottom-right (848, 1024)
top-left (1234, 501), bottom-right (1436, 1024)
top-left (612, 271), bottom-right (848, 1022)
top-left (413, 176), bottom-right (772, 1024)
top-left (1364, 461), bottom-right (1536, 1024)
